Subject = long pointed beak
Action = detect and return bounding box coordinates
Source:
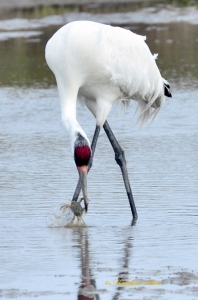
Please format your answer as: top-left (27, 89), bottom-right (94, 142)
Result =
top-left (78, 166), bottom-right (89, 212)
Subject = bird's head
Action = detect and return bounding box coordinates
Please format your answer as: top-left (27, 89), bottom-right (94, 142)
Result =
top-left (74, 133), bottom-right (91, 212)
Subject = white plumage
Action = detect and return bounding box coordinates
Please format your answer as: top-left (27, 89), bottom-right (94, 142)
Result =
top-left (45, 20), bottom-right (172, 217)
top-left (45, 20), bottom-right (169, 149)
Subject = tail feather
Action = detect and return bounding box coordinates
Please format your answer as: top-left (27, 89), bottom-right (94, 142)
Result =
top-left (135, 78), bottom-right (172, 126)
top-left (118, 77), bottom-right (172, 126)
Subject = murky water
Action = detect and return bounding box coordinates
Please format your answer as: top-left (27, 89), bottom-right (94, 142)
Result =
top-left (0, 6), bottom-right (198, 300)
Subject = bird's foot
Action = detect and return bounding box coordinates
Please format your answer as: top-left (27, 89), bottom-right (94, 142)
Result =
top-left (131, 216), bottom-right (138, 226)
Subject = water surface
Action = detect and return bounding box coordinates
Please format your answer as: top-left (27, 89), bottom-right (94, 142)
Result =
top-left (0, 7), bottom-right (198, 300)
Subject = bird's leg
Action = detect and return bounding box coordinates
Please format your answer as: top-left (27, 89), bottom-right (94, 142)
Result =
top-left (72, 125), bottom-right (101, 201)
top-left (103, 120), bottom-right (138, 221)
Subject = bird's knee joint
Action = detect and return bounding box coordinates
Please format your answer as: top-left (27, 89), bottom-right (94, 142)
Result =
top-left (115, 150), bottom-right (126, 166)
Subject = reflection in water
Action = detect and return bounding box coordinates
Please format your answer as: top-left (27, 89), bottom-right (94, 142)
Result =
top-left (0, 16), bottom-right (198, 88)
top-left (112, 237), bottom-right (132, 300)
top-left (74, 228), bottom-right (134, 300)
top-left (77, 229), bottom-right (97, 300)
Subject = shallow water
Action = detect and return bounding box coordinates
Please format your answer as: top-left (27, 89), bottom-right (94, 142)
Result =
top-left (0, 6), bottom-right (198, 300)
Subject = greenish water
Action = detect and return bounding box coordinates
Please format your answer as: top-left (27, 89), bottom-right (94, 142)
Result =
top-left (1, 0), bottom-right (198, 19)
top-left (0, 29), bottom-right (54, 87)
top-left (0, 21), bottom-right (198, 88)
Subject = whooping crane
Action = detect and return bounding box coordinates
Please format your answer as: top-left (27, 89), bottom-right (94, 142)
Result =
top-left (45, 21), bottom-right (172, 222)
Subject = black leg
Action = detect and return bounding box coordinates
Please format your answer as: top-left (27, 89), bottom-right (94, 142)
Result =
top-left (72, 125), bottom-right (101, 201)
top-left (103, 120), bottom-right (138, 221)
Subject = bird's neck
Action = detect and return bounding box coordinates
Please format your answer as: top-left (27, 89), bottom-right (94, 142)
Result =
top-left (63, 116), bottom-right (90, 152)
top-left (55, 77), bottom-right (90, 152)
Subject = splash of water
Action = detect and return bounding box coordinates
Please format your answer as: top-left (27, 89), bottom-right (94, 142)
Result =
top-left (47, 203), bottom-right (74, 227)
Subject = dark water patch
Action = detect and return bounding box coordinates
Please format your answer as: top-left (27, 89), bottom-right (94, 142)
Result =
top-left (0, 21), bottom-right (198, 88)
top-left (1, 0), bottom-right (198, 20)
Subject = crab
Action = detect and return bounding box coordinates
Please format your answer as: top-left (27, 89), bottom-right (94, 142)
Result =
top-left (60, 197), bottom-right (86, 225)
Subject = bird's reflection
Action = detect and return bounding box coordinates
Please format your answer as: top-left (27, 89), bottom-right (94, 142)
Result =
top-left (73, 228), bottom-right (99, 300)
top-left (112, 236), bottom-right (133, 300)
top-left (72, 226), bottom-right (133, 300)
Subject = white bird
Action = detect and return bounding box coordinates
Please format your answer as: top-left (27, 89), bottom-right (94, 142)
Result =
top-left (45, 20), bottom-right (171, 221)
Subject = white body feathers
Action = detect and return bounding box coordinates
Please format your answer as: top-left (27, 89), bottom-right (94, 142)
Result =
top-left (45, 21), bottom-right (167, 146)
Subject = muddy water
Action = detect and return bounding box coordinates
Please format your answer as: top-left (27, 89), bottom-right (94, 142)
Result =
top-left (0, 6), bottom-right (198, 300)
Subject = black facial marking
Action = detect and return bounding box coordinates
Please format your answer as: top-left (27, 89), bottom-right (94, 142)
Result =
top-left (74, 133), bottom-right (89, 148)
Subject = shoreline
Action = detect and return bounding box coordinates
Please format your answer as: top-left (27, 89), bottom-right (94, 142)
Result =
top-left (0, 0), bottom-right (170, 13)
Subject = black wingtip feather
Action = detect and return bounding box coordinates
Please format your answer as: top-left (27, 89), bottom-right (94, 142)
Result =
top-left (164, 83), bottom-right (172, 98)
